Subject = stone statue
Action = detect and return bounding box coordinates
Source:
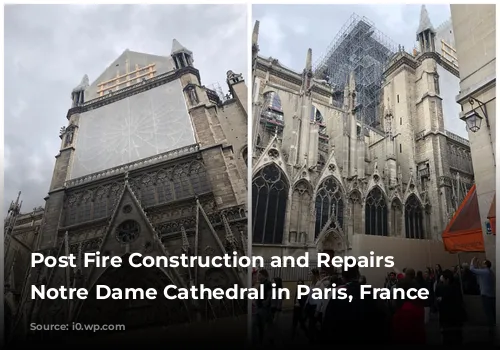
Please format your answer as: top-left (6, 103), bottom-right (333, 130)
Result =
top-left (227, 70), bottom-right (243, 85)
top-left (187, 86), bottom-right (199, 105)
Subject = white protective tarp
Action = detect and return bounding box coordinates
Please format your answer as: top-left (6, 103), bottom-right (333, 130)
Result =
top-left (71, 79), bottom-right (196, 179)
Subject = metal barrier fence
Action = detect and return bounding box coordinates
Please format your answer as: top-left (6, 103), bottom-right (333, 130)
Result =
top-left (260, 260), bottom-right (319, 282)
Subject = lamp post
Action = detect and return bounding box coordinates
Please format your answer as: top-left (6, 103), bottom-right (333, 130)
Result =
top-left (462, 97), bottom-right (489, 133)
top-left (461, 95), bottom-right (496, 171)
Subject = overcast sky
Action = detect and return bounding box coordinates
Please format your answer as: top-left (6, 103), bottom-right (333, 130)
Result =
top-left (253, 4), bottom-right (451, 72)
top-left (5, 4), bottom-right (247, 213)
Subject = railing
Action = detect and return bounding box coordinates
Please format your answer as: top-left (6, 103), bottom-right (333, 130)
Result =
top-left (415, 130), bottom-right (470, 147)
top-left (263, 260), bottom-right (320, 282)
top-left (418, 168), bottom-right (429, 178)
top-left (64, 144), bottom-right (200, 188)
top-left (445, 130), bottom-right (470, 146)
top-left (439, 176), bottom-right (452, 187)
top-left (67, 66), bottom-right (200, 119)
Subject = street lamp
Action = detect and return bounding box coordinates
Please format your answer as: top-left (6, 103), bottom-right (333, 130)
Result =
top-left (462, 97), bottom-right (489, 133)
top-left (463, 109), bottom-right (482, 133)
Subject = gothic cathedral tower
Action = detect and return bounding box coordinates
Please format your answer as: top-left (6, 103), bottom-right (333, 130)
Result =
top-left (382, 5), bottom-right (464, 239)
top-left (6, 40), bottom-right (248, 343)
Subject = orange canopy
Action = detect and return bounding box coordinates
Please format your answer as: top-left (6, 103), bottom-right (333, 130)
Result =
top-left (442, 184), bottom-right (485, 252)
top-left (487, 194), bottom-right (496, 235)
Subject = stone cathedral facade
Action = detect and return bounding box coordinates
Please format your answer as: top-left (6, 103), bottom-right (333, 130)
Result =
top-left (5, 40), bottom-right (248, 341)
top-left (251, 12), bottom-right (474, 264)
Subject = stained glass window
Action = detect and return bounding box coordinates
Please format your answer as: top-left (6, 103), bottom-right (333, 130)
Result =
top-left (365, 187), bottom-right (388, 236)
top-left (314, 177), bottom-right (344, 238)
top-left (252, 164), bottom-right (288, 244)
top-left (405, 194), bottom-right (424, 239)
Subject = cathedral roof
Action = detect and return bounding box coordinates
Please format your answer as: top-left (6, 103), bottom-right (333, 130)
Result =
top-left (84, 49), bottom-right (175, 101)
top-left (416, 5), bottom-right (435, 36)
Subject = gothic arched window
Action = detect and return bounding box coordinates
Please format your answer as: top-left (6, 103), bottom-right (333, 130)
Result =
top-left (139, 174), bottom-right (157, 207)
top-left (261, 91), bottom-right (284, 123)
top-left (93, 186), bottom-right (109, 220)
top-left (314, 177), bottom-right (344, 239)
top-left (252, 164), bottom-right (288, 244)
top-left (156, 170), bottom-right (174, 204)
top-left (78, 191), bottom-right (92, 223)
top-left (172, 166), bottom-right (192, 201)
top-left (310, 106), bottom-right (324, 123)
top-left (405, 194), bottom-right (424, 239)
top-left (365, 187), bottom-right (388, 236)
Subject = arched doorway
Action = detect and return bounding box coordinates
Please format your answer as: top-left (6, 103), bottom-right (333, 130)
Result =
top-left (77, 256), bottom-right (190, 330)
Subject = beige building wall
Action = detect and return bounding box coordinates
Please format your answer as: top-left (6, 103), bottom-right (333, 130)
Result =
top-left (451, 4), bottom-right (496, 266)
top-left (351, 234), bottom-right (481, 287)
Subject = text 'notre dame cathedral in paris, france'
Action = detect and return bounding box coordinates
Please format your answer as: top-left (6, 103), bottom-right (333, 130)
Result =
top-left (4, 39), bottom-right (248, 341)
top-left (251, 6), bottom-right (474, 278)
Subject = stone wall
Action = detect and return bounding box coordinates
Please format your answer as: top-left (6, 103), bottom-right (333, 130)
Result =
top-left (451, 4), bottom-right (496, 265)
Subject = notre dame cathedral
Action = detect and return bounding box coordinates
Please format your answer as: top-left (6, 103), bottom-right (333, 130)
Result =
top-left (251, 7), bottom-right (475, 279)
top-left (4, 39), bottom-right (248, 343)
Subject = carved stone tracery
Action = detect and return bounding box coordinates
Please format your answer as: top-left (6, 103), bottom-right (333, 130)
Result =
top-left (63, 159), bottom-right (213, 229)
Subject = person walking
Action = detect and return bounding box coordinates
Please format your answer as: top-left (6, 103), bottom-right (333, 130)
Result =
top-left (470, 257), bottom-right (496, 337)
top-left (266, 277), bottom-right (284, 346)
top-left (321, 265), bottom-right (388, 344)
top-left (391, 268), bottom-right (426, 344)
top-left (291, 279), bottom-right (307, 338)
top-left (254, 269), bottom-right (273, 345)
top-left (435, 269), bottom-right (465, 345)
top-left (416, 270), bottom-right (431, 324)
top-left (304, 268), bottom-right (321, 343)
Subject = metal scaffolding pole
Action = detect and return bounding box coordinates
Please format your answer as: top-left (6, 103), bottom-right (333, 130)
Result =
top-left (313, 13), bottom-right (398, 129)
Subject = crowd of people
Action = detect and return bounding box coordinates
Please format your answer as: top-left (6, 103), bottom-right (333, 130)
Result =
top-left (251, 257), bottom-right (496, 345)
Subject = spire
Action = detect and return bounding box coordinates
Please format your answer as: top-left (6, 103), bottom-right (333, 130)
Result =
top-left (349, 71), bottom-right (356, 92)
top-left (8, 191), bottom-right (21, 215)
top-left (305, 48), bottom-right (312, 72)
top-left (171, 39), bottom-right (192, 56)
top-left (416, 5), bottom-right (435, 36)
top-left (72, 74), bottom-right (89, 93)
top-left (171, 39), bottom-right (194, 69)
top-left (416, 5), bottom-right (436, 53)
top-left (302, 48), bottom-right (313, 92)
top-left (252, 20), bottom-right (260, 48)
top-left (71, 75), bottom-right (88, 107)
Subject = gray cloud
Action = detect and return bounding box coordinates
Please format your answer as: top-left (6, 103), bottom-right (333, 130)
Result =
top-left (5, 4), bottom-right (247, 213)
top-left (253, 4), bottom-right (451, 72)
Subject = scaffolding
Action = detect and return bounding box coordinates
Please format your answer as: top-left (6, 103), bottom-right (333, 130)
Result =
top-left (313, 13), bottom-right (399, 128)
top-left (207, 82), bottom-right (231, 104)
